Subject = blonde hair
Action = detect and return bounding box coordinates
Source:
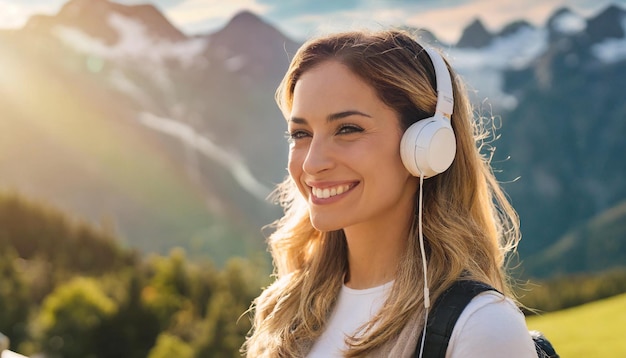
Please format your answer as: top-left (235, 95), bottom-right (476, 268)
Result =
top-left (243, 29), bottom-right (520, 357)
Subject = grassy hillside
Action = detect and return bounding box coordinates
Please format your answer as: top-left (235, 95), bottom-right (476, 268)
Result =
top-left (526, 293), bottom-right (626, 357)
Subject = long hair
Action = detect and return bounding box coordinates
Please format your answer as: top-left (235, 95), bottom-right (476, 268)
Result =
top-left (243, 29), bottom-right (521, 357)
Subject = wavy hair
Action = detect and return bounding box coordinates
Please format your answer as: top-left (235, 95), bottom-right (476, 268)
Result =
top-left (243, 29), bottom-right (521, 357)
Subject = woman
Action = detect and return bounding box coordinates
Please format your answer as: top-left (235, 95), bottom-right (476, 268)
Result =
top-left (243, 29), bottom-right (536, 357)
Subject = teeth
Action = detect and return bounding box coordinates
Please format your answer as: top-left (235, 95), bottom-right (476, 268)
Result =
top-left (312, 185), bottom-right (351, 199)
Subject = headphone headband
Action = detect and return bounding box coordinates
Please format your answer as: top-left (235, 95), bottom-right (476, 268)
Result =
top-left (422, 47), bottom-right (454, 118)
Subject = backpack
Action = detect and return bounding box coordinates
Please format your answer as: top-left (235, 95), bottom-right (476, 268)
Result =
top-left (415, 280), bottom-right (559, 358)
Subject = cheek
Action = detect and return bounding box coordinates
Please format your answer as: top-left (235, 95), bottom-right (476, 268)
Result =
top-left (287, 149), bottom-right (299, 177)
top-left (287, 151), bottom-right (307, 194)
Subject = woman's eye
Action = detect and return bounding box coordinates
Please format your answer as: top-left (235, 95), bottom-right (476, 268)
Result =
top-left (337, 124), bottom-right (363, 135)
top-left (286, 130), bottom-right (310, 141)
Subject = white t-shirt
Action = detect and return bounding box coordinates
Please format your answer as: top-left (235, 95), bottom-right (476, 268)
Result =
top-left (308, 281), bottom-right (394, 357)
top-left (307, 283), bottom-right (536, 358)
top-left (446, 291), bottom-right (536, 357)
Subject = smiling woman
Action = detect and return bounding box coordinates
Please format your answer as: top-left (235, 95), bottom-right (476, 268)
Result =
top-left (242, 29), bottom-right (537, 358)
top-left (287, 60), bottom-right (417, 236)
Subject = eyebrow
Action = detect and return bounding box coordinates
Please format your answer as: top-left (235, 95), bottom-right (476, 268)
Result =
top-left (290, 110), bottom-right (372, 124)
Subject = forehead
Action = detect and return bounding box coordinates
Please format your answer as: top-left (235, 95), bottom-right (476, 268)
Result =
top-left (291, 60), bottom-right (383, 117)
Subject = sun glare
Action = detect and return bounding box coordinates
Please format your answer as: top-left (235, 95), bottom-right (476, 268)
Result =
top-left (0, 2), bottom-right (22, 29)
top-left (0, 1), bottom-right (65, 29)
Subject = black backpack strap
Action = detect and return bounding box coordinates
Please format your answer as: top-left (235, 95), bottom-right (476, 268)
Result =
top-left (415, 280), bottom-right (496, 358)
top-left (531, 331), bottom-right (560, 358)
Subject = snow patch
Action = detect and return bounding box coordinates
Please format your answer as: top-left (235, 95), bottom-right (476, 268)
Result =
top-left (108, 69), bottom-right (153, 104)
top-left (592, 17), bottom-right (626, 64)
top-left (552, 11), bottom-right (586, 35)
top-left (450, 26), bottom-right (547, 71)
top-left (447, 26), bottom-right (548, 110)
top-left (137, 112), bottom-right (271, 201)
top-left (224, 56), bottom-right (246, 72)
top-left (53, 12), bottom-right (207, 67)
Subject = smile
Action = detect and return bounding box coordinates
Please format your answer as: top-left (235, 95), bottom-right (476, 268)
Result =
top-left (311, 184), bottom-right (353, 199)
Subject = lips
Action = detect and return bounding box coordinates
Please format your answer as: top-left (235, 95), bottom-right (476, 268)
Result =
top-left (310, 184), bottom-right (353, 199)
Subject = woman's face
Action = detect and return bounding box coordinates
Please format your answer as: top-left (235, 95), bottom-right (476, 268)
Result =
top-left (287, 60), bottom-right (418, 232)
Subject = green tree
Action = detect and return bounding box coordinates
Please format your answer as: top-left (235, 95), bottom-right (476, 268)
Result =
top-left (147, 333), bottom-right (194, 358)
top-left (0, 248), bottom-right (30, 348)
top-left (142, 248), bottom-right (192, 330)
top-left (35, 277), bottom-right (117, 358)
top-left (193, 257), bottom-right (265, 357)
top-left (94, 271), bottom-right (161, 358)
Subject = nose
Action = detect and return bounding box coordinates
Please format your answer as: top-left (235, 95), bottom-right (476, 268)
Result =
top-left (302, 136), bottom-right (335, 174)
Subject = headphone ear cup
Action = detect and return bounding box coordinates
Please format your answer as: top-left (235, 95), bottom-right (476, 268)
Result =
top-left (400, 115), bottom-right (456, 177)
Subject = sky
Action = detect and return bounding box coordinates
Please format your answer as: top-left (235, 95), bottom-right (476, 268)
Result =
top-left (0, 0), bottom-right (625, 42)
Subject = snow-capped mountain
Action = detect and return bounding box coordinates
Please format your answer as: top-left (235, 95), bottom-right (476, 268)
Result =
top-left (425, 5), bottom-right (626, 275)
top-left (0, 0), bottom-right (298, 262)
top-left (1, 1), bottom-right (624, 274)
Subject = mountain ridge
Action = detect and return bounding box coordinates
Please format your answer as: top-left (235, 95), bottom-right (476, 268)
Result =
top-left (23, 0), bottom-right (186, 43)
top-left (1, 0), bottom-right (625, 276)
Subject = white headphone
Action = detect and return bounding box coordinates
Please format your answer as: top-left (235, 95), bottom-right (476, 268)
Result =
top-left (400, 46), bottom-right (456, 178)
top-left (399, 45), bottom-right (456, 357)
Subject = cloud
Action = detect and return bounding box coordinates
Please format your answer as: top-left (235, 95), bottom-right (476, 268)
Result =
top-left (258, 0), bottom-right (563, 42)
top-left (164, 0), bottom-right (270, 33)
top-left (257, 0), bottom-right (362, 17)
top-left (268, 0), bottom-right (626, 43)
top-left (407, 0), bottom-right (626, 42)
top-left (2, 0), bottom-right (625, 41)
top-left (171, 0), bottom-right (458, 39)
top-left (269, 7), bottom-right (408, 40)
top-left (119, 0), bottom-right (186, 7)
top-left (265, 3), bottom-right (458, 41)
top-left (404, 0), bottom-right (564, 42)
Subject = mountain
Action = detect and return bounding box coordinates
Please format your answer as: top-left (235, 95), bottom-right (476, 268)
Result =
top-left (586, 4), bottom-right (626, 42)
top-left (495, 5), bottom-right (626, 260)
top-left (23, 0), bottom-right (185, 42)
top-left (0, 0), bottom-right (297, 263)
top-left (456, 19), bottom-right (494, 48)
top-left (196, 10), bottom-right (299, 187)
top-left (1, 1), bottom-right (624, 276)
top-left (546, 7), bottom-right (586, 41)
top-left (498, 20), bottom-right (534, 37)
top-left (206, 10), bottom-right (299, 81)
top-left (440, 5), bottom-right (626, 271)
top-left (524, 200), bottom-right (626, 277)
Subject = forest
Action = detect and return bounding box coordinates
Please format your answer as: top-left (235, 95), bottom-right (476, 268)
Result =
top-left (1, 190), bottom-right (625, 357)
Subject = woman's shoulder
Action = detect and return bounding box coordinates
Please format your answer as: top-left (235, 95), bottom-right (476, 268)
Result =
top-left (447, 291), bottom-right (536, 357)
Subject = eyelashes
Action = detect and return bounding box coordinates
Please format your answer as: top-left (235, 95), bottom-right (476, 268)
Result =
top-left (336, 124), bottom-right (363, 135)
top-left (286, 124), bottom-right (364, 142)
top-left (286, 129), bottom-right (309, 142)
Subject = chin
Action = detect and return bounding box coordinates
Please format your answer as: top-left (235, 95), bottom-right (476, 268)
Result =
top-left (309, 217), bottom-right (344, 232)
